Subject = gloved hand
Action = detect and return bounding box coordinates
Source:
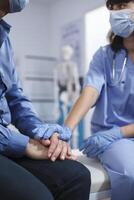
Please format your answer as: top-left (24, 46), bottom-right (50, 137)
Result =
top-left (59, 125), bottom-right (72, 141)
top-left (34, 124), bottom-right (72, 142)
top-left (79, 127), bottom-right (123, 158)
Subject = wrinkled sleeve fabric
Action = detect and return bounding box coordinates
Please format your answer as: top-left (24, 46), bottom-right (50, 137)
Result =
top-left (84, 47), bottom-right (105, 95)
top-left (5, 37), bottom-right (48, 138)
top-left (6, 67), bottom-right (47, 139)
top-left (0, 124), bottom-right (29, 158)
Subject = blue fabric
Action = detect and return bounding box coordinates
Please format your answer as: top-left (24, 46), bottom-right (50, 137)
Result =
top-left (0, 20), bottom-right (10, 47)
top-left (59, 125), bottom-right (72, 141)
top-left (9, 0), bottom-right (29, 13)
top-left (110, 9), bottom-right (134, 38)
top-left (0, 124), bottom-right (29, 158)
top-left (84, 44), bottom-right (134, 199)
top-left (34, 124), bottom-right (72, 141)
top-left (84, 45), bottom-right (134, 134)
top-left (80, 127), bottom-right (123, 158)
top-left (99, 139), bottom-right (134, 200)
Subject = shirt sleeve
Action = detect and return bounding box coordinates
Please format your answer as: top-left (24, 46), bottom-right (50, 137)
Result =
top-left (84, 47), bottom-right (105, 95)
top-left (6, 67), bottom-right (47, 139)
top-left (0, 124), bottom-right (29, 158)
top-left (5, 40), bottom-right (48, 139)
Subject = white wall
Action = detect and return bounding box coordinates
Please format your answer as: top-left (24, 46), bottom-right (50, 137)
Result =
top-left (4, 0), bottom-right (50, 76)
top-left (85, 6), bottom-right (110, 72)
top-left (3, 0), bottom-right (106, 74)
top-left (48, 0), bottom-right (105, 74)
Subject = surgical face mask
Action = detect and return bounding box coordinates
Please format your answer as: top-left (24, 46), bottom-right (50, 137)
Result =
top-left (9, 0), bottom-right (29, 13)
top-left (109, 9), bottom-right (134, 38)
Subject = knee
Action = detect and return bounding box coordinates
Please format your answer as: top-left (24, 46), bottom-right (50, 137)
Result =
top-left (118, 162), bottom-right (134, 181)
top-left (64, 160), bottom-right (91, 186)
top-left (75, 161), bottom-right (91, 185)
top-left (111, 164), bottom-right (134, 184)
top-left (124, 169), bottom-right (134, 183)
top-left (18, 183), bottom-right (54, 200)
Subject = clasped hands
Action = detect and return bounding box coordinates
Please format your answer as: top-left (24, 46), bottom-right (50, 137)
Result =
top-left (26, 124), bottom-right (76, 161)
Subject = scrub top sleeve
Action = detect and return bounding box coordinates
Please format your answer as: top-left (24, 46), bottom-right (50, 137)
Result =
top-left (84, 47), bottom-right (105, 95)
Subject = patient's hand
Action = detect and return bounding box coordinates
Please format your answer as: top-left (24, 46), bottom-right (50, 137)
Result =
top-left (25, 139), bottom-right (49, 160)
top-left (41, 133), bottom-right (77, 162)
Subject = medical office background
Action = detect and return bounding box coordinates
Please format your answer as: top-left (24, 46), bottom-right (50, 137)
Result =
top-left (5, 0), bottom-right (109, 149)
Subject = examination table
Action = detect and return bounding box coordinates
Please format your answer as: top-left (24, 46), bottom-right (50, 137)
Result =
top-left (73, 150), bottom-right (111, 200)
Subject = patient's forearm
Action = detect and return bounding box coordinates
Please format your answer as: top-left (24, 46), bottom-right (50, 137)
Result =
top-left (121, 124), bottom-right (134, 137)
top-left (64, 86), bottom-right (98, 131)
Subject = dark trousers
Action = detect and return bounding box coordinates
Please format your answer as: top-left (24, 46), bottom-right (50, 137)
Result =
top-left (0, 154), bottom-right (91, 200)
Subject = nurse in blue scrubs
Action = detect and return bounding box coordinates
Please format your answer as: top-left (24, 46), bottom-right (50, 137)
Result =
top-left (64, 0), bottom-right (134, 199)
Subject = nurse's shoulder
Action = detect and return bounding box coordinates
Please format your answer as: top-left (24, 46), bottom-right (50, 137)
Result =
top-left (95, 44), bottom-right (114, 61)
top-left (89, 44), bottom-right (114, 70)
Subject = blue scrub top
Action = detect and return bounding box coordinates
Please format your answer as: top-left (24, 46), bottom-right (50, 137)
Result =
top-left (84, 45), bottom-right (134, 134)
top-left (0, 20), bottom-right (47, 157)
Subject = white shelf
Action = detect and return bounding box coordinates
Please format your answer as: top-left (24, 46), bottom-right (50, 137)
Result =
top-left (23, 55), bottom-right (58, 122)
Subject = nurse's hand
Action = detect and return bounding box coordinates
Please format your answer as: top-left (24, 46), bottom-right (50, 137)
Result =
top-left (25, 139), bottom-right (49, 160)
top-left (35, 124), bottom-right (72, 141)
top-left (80, 127), bottom-right (123, 158)
top-left (41, 133), bottom-right (76, 162)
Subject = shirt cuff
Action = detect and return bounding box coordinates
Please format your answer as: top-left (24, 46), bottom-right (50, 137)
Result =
top-left (6, 131), bottom-right (29, 158)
